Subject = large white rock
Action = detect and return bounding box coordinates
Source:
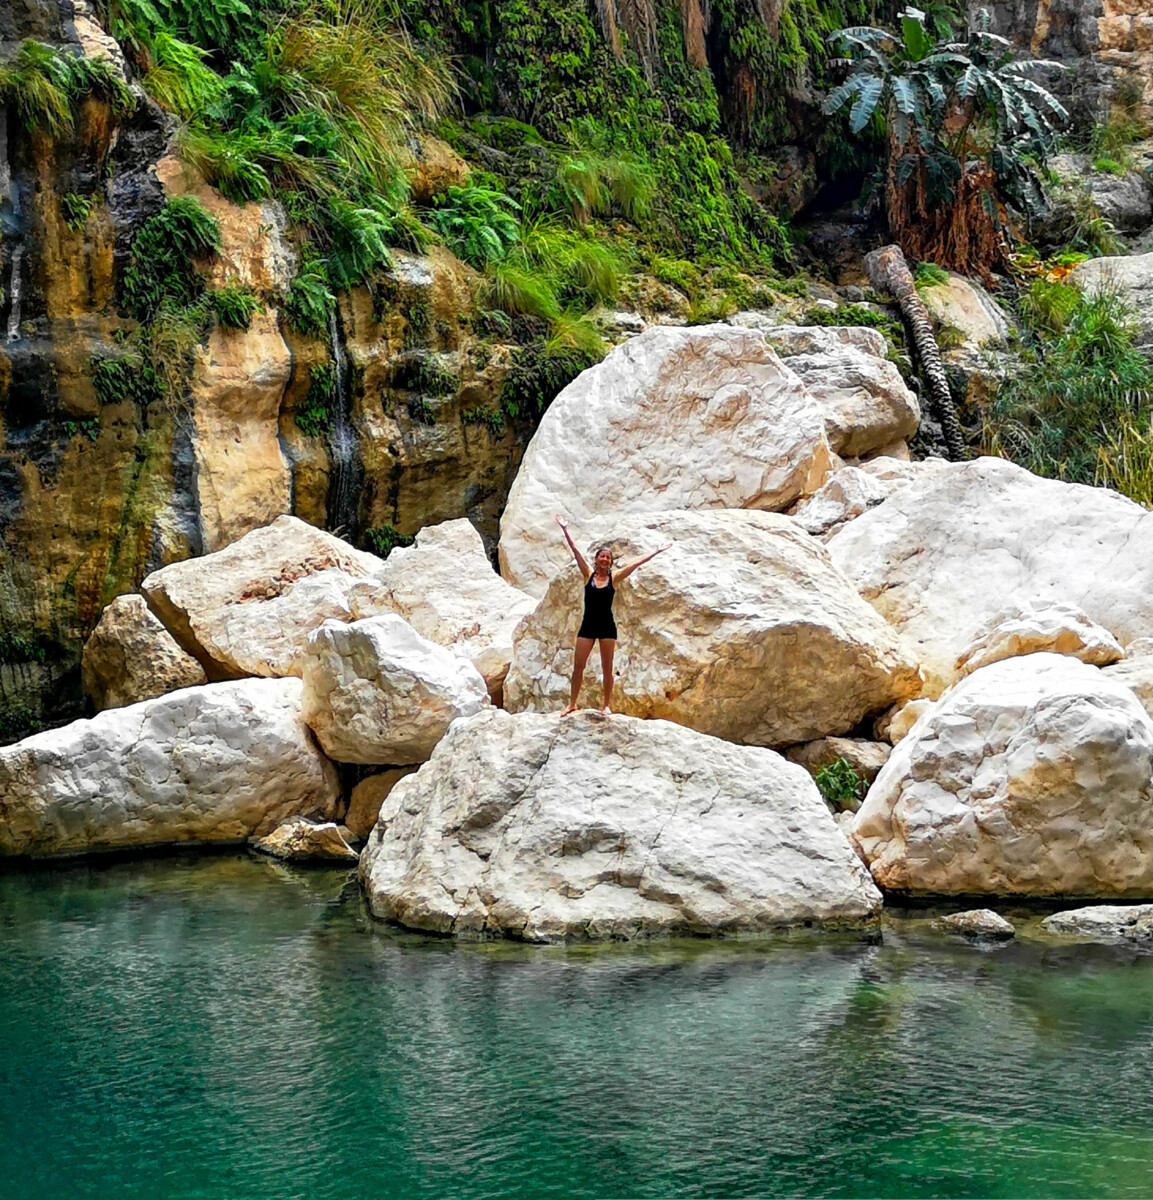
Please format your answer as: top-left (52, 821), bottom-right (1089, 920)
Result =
top-left (850, 654), bottom-right (1153, 897)
top-left (955, 600), bottom-right (1123, 678)
top-left (498, 323), bottom-right (833, 596)
top-left (828, 457), bottom-right (1153, 696)
top-left (1103, 645), bottom-right (1153, 720)
top-left (348, 519), bottom-right (535, 696)
top-left (761, 325), bottom-right (920, 458)
top-left (0, 678), bottom-right (339, 858)
top-left (359, 709), bottom-right (883, 940)
top-left (81, 594), bottom-right (207, 710)
top-left (504, 509), bottom-right (922, 747)
top-left (140, 515), bottom-right (384, 679)
top-left (300, 614), bottom-right (490, 765)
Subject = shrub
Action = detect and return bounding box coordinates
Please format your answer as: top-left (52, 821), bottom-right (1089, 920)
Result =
top-left (91, 354), bottom-right (161, 407)
top-left (428, 185), bottom-right (521, 268)
top-left (813, 759), bottom-right (867, 810)
top-left (984, 286), bottom-right (1153, 491)
top-left (209, 281), bottom-right (261, 329)
top-left (295, 362), bottom-right (336, 437)
top-left (122, 197), bottom-right (221, 321)
top-left (284, 261), bottom-right (336, 338)
top-left (483, 262), bottom-right (561, 322)
top-left (362, 524), bottom-right (415, 557)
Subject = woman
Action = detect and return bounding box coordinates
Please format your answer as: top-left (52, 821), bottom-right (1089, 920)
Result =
top-left (555, 515), bottom-right (672, 716)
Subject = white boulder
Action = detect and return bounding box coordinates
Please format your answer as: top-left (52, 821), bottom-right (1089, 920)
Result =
top-left (1103, 642), bottom-right (1153, 720)
top-left (300, 614), bottom-right (490, 765)
top-left (936, 910), bottom-right (1015, 939)
top-left (1042, 904), bottom-right (1153, 941)
top-left (81, 594), bottom-right (207, 710)
top-left (253, 817), bottom-right (359, 862)
top-left (850, 654), bottom-right (1153, 897)
top-left (359, 709), bottom-right (883, 940)
top-left (348, 518), bottom-right (535, 696)
top-left (140, 515), bottom-right (384, 679)
top-left (504, 509), bottom-right (922, 747)
top-left (0, 679), bottom-right (339, 858)
top-left (955, 600), bottom-right (1123, 678)
top-left (498, 323), bottom-right (832, 596)
top-left (762, 324), bottom-right (920, 458)
top-left (828, 457), bottom-right (1153, 696)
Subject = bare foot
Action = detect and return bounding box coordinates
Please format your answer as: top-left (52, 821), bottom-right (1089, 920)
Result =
top-left (601, 706), bottom-right (612, 716)
top-left (560, 703), bottom-right (579, 716)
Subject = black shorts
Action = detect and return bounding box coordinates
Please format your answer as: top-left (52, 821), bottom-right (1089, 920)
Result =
top-left (577, 618), bottom-right (617, 641)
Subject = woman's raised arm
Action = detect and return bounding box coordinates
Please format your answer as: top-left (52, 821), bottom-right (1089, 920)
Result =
top-left (555, 515), bottom-right (592, 581)
top-left (613, 542), bottom-right (672, 585)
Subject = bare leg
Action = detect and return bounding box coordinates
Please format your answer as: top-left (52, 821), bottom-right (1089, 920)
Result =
top-left (562, 638), bottom-right (595, 714)
top-left (599, 639), bottom-right (616, 714)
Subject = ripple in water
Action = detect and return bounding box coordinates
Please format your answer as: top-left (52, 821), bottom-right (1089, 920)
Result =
top-left (2, 854), bottom-right (1153, 1199)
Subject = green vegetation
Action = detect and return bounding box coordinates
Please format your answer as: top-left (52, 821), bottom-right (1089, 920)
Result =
top-left (63, 418), bottom-right (101, 442)
top-left (392, 356), bottom-right (461, 396)
top-left (0, 39), bottom-right (132, 134)
top-left (813, 758), bottom-right (866, 810)
top-left (429, 185), bottom-right (520, 266)
top-left (803, 302), bottom-right (904, 348)
top-left (824, 11), bottom-right (1067, 275)
top-left (914, 262), bottom-right (949, 288)
top-left (462, 404), bottom-right (505, 436)
top-left (295, 362), bottom-right (337, 437)
top-left (284, 261), bottom-right (337, 338)
top-left (61, 192), bottom-right (92, 232)
top-left (209, 281), bottom-right (262, 329)
top-left (122, 197), bottom-right (221, 321)
top-left (91, 354), bottom-right (161, 407)
top-left (362, 523), bottom-right (415, 557)
top-left (0, 633), bottom-right (47, 664)
top-left (984, 283), bottom-right (1153, 497)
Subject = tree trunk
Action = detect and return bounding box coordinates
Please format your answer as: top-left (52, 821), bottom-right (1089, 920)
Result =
top-left (864, 244), bottom-right (966, 461)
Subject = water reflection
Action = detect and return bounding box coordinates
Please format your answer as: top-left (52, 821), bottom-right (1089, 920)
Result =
top-left (3, 855), bottom-right (1153, 1199)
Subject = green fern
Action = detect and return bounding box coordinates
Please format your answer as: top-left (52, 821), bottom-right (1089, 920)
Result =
top-left (209, 281), bottom-right (262, 330)
top-left (122, 197), bottom-right (221, 321)
top-left (428, 185), bottom-right (521, 268)
top-left (284, 260), bottom-right (336, 338)
top-left (142, 31), bottom-right (225, 119)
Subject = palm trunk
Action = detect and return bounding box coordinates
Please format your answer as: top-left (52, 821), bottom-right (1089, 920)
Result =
top-left (864, 244), bottom-right (966, 461)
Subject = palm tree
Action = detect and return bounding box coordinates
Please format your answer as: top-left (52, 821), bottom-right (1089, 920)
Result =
top-left (824, 8), bottom-right (1067, 277)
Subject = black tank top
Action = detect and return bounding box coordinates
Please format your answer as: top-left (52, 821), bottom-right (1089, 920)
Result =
top-left (583, 574), bottom-right (615, 622)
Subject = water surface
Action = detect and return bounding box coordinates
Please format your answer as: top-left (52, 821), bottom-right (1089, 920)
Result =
top-left (3, 853), bottom-right (1153, 1199)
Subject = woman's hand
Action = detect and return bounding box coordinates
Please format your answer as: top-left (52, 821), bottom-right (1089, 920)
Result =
top-left (555, 515), bottom-right (569, 530)
top-left (658, 542), bottom-right (673, 553)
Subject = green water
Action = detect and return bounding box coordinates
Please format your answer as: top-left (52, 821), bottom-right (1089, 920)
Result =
top-left (4, 856), bottom-right (1153, 1199)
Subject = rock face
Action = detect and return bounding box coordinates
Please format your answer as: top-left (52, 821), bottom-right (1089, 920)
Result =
top-left (140, 516), bottom-right (384, 679)
top-left (359, 709), bottom-right (883, 941)
top-left (1042, 904), bottom-right (1153, 941)
top-left (1045, 153), bottom-right (1153, 236)
top-left (1071, 253), bottom-right (1153, 349)
top-left (505, 509), bottom-right (922, 747)
top-left (955, 601), bottom-right (1123, 678)
top-left (850, 655), bottom-right (1153, 897)
top-left (936, 910), bottom-right (1015, 940)
top-left (498, 324), bottom-right (833, 596)
top-left (344, 767), bottom-right (419, 840)
top-left (761, 325), bottom-right (920, 458)
top-left (253, 817), bottom-right (359, 863)
top-left (300, 615), bottom-right (490, 765)
top-left (349, 519), bottom-right (536, 696)
top-left (828, 457), bottom-right (1153, 696)
top-left (0, 678), bottom-right (339, 858)
top-left (81, 594), bottom-right (207, 710)
top-left (187, 312), bottom-right (294, 553)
